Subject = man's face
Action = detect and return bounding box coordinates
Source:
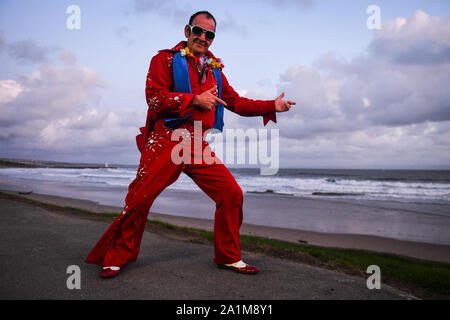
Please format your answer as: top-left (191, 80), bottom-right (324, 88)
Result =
top-left (185, 14), bottom-right (215, 56)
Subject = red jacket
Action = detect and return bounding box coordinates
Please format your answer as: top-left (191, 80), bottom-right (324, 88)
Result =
top-left (136, 41), bottom-right (277, 152)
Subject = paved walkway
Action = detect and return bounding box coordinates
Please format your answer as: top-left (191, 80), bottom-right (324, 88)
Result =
top-left (0, 197), bottom-right (416, 300)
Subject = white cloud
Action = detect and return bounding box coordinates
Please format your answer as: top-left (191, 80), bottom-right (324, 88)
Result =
top-left (369, 10), bottom-right (450, 65)
top-left (227, 10), bottom-right (450, 168)
top-left (0, 80), bottom-right (23, 104)
top-left (276, 10), bottom-right (450, 135)
top-left (0, 51), bottom-right (143, 157)
top-left (362, 97), bottom-right (371, 108)
top-left (278, 121), bottom-right (450, 169)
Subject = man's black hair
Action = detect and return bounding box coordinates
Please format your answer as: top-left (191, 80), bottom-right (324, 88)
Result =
top-left (189, 11), bottom-right (217, 30)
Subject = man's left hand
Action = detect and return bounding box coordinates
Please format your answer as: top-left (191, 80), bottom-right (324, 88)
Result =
top-left (274, 92), bottom-right (296, 112)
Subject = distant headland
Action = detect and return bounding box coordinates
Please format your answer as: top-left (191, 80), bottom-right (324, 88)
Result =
top-left (0, 158), bottom-right (117, 169)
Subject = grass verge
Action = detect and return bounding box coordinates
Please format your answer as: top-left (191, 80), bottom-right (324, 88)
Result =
top-left (1, 190), bottom-right (449, 299)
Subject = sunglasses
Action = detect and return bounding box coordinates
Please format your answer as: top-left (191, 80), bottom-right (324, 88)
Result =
top-left (188, 25), bottom-right (215, 41)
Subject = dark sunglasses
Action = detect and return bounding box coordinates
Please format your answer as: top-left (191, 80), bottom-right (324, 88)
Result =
top-left (188, 25), bottom-right (215, 41)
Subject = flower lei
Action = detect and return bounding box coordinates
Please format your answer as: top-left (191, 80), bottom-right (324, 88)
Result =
top-left (179, 47), bottom-right (224, 69)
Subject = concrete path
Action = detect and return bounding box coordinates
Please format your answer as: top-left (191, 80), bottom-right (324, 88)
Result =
top-left (0, 197), bottom-right (416, 300)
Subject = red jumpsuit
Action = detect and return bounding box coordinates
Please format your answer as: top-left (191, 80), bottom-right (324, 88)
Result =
top-left (85, 41), bottom-right (277, 268)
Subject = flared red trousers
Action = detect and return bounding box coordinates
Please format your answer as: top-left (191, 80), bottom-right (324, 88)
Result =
top-left (85, 129), bottom-right (243, 268)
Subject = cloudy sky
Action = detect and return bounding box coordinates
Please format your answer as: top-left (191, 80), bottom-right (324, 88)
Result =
top-left (1, 0), bottom-right (449, 169)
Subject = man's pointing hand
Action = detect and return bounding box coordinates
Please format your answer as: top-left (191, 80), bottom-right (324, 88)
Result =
top-left (275, 92), bottom-right (296, 112)
top-left (191, 85), bottom-right (228, 111)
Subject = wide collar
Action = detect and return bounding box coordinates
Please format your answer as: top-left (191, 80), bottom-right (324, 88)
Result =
top-left (158, 41), bottom-right (218, 60)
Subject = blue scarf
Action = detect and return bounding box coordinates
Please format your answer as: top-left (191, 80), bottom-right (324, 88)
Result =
top-left (164, 52), bottom-right (224, 131)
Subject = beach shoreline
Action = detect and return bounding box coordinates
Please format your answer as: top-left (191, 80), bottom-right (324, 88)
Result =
top-left (2, 188), bottom-right (449, 264)
top-left (1, 173), bottom-right (449, 247)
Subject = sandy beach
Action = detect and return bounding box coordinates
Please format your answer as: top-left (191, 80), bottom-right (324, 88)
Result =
top-left (1, 187), bottom-right (449, 264)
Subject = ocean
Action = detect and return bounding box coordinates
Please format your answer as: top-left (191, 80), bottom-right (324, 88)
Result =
top-left (1, 166), bottom-right (449, 204)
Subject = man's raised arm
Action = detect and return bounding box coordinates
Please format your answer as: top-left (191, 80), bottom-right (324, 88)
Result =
top-left (219, 72), bottom-right (295, 126)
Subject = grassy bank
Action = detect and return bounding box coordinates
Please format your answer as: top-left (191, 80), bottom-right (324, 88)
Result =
top-left (1, 191), bottom-right (449, 299)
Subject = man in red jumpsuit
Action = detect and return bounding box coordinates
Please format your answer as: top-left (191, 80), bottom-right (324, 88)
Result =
top-left (86, 11), bottom-right (295, 277)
